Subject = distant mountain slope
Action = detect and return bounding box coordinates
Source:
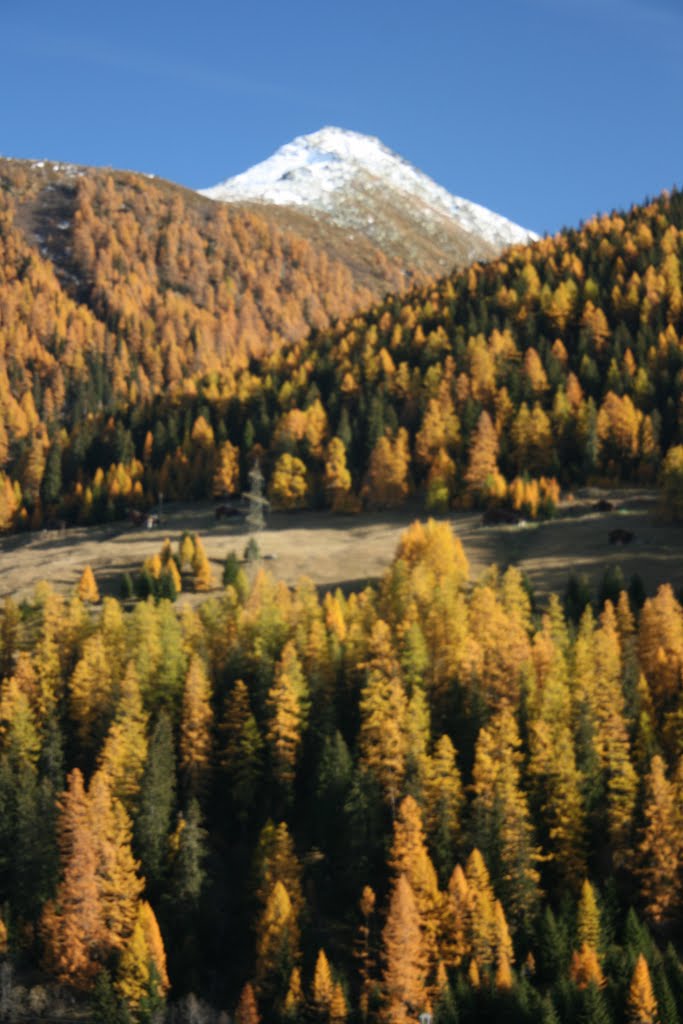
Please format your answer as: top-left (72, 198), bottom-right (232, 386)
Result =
top-left (0, 155), bottom-right (409, 426)
top-left (2, 173), bottom-right (682, 535)
top-left (201, 127), bottom-right (538, 276)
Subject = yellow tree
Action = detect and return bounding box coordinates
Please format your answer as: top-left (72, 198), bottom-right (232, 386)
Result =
top-left (637, 584), bottom-right (683, 713)
top-left (324, 437), bottom-right (353, 511)
top-left (359, 620), bottom-right (409, 813)
top-left (569, 944), bottom-right (605, 990)
top-left (269, 454), bottom-right (309, 509)
top-left (212, 439), bottom-right (240, 497)
top-left (528, 619), bottom-right (586, 888)
top-left (88, 770), bottom-right (144, 951)
top-left (464, 411), bottom-right (501, 504)
top-left (422, 734), bottom-right (463, 883)
top-left (464, 848), bottom-right (498, 969)
top-left (311, 948), bottom-right (335, 1019)
top-left (639, 754), bottom-right (683, 926)
top-left (180, 655), bottom-right (214, 797)
top-left (76, 565), bottom-right (99, 604)
top-left (255, 880), bottom-right (300, 1002)
top-left (69, 634), bottom-right (115, 752)
top-left (389, 796), bottom-right (441, 972)
top-left (381, 875), bottom-right (428, 1024)
top-left (114, 899), bottom-right (169, 1008)
top-left (41, 769), bottom-right (105, 988)
top-left (266, 650), bottom-right (306, 799)
top-left (253, 823), bottom-right (305, 922)
top-left (330, 983), bottom-right (347, 1024)
top-left (414, 395), bottom-right (459, 468)
top-left (363, 429), bottom-right (410, 508)
top-left (626, 954), bottom-right (659, 1024)
top-left (425, 448), bottom-right (456, 512)
top-left (493, 899), bottom-right (514, 984)
top-left (470, 703), bottom-right (541, 932)
top-left (115, 908), bottom-right (153, 1011)
top-left (591, 604), bottom-right (639, 868)
top-left (441, 864), bottom-right (471, 968)
top-left (304, 400), bottom-right (330, 460)
top-left (98, 661), bottom-right (149, 815)
top-left (139, 899), bottom-right (169, 993)
top-left (192, 535), bottom-right (215, 591)
top-left (236, 982), bottom-right (261, 1024)
top-left (576, 880), bottom-right (602, 956)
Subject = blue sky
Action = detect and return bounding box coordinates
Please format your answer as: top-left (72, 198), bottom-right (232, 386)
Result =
top-left (2, 0), bottom-right (682, 235)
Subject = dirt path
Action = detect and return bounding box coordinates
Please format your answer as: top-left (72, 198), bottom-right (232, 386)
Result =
top-left (0, 490), bottom-right (680, 604)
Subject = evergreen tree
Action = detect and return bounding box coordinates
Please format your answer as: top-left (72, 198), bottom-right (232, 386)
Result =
top-left (135, 712), bottom-right (176, 890)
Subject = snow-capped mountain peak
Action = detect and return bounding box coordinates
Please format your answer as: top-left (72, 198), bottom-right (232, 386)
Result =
top-left (201, 128), bottom-right (537, 270)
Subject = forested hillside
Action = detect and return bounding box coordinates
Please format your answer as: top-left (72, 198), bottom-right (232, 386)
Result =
top-left (0, 158), bottom-right (407, 528)
top-left (2, 521), bottom-right (683, 1022)
top-left (2, 177), bottom-right (683, 529)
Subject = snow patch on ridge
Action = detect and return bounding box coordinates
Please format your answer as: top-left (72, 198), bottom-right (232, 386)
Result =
top-left (200, 127), bottom-right (537, 250)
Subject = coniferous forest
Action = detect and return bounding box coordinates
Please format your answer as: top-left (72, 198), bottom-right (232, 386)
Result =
top-left (2, 155), bottom-right (683, 1023)
top-left (2, 523), bottom-right (683, 1023)
top-left (2, 166), bottom-right (683, 528)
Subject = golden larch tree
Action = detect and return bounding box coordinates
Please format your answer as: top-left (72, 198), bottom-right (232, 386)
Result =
top-left (88, 770), bottom-right (144, 950)
top-left (576, 880), bottom-right (602, 956)
top-left (69, 634), bottom-right (115, 752)
top-left (212, 439), bottom-right (240, 497)
top-left (269, 454), bottom-right (310, 510)
top-left (41, 769), bottom-right (105, 988)
top-left (363, 429), bottom-right (410, 508)
top-left (284, 967), bottom-right (304, 1021)
top-left (312, 948), bottom-right (335, 1019)
top-left (389, 795), bottom-right (440, 971)
top-left (381, 874), bottom-right (428, 1024)
top-left (266, 656), bottom-right (305, 798)
top-left (569, 944), bottom-right (605, 991)
top-left (324, 437), bottom-right (353, 511)
top-left (180, 655), bottom-right (214, 796)
top-left (464, 410), bottom-right (501, 504)
top-left (359, 620), bottom-right (409, 813)
top-left (235, 982), bottom-right (261, 1024)
top-left (139, 899), bottom-right (169, 993)
top-left (638, 754), bottom-right (683, 926)
top-left (441, 864), bottom-right (471, 968)
top-left (98, 660), bottom-right (149, 815)
top-left (464, 848), bottom-right (498, 969)
top-left (255, 880), bottom-right (299, 1002)
top-left (77, 565), bottom-right (99, 604)
top-left (626, 954), bottom-right (658, 1024)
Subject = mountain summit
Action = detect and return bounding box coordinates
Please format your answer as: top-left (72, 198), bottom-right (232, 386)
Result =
top-left (200, 127), bottom-right (537, 276)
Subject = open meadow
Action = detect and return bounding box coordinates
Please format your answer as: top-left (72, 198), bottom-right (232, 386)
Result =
top-left (0, 489), bottom-right (681, 605)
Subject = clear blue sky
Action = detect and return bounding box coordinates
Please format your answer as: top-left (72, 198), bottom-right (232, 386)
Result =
top-left (2, 0), bottom-right (682, 236)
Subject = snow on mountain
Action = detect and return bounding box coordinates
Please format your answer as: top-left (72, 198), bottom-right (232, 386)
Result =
top-left (200, 127), bottom-right (537, 264)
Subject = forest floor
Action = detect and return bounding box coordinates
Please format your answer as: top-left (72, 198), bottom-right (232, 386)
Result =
top-left (0, 488), bottom-right (681, 606)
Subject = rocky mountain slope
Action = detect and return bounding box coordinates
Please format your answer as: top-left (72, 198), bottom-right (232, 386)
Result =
top-left (201, 126), bottom-right (538, 277)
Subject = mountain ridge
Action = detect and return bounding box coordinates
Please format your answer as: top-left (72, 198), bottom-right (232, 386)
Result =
top-left (201, 126), bottom-right (538, 276)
